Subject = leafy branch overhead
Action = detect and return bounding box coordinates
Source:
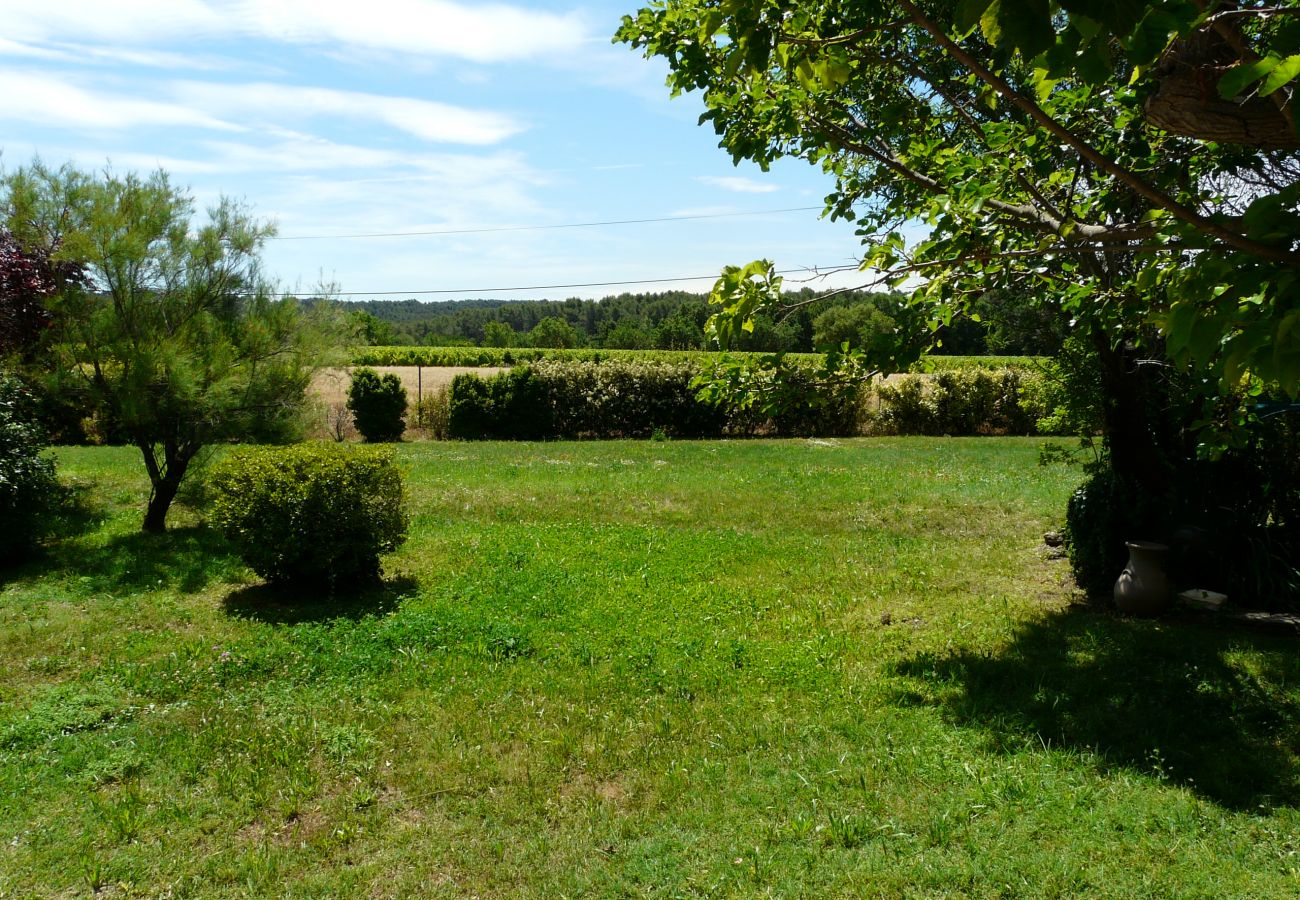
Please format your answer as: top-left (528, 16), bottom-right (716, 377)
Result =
top-left (617, 0), bottom-right (1300, 401)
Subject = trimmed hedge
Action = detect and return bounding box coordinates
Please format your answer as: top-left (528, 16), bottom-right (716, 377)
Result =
top-left (449, 360), bottom-right (731, 439)
top-left (443, 360), bottom-right (1069, 441)
top-left (208, 443), bottom-right (409, 587)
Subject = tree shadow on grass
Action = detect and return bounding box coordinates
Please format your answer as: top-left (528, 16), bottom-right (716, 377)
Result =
top-left (221, 574), bottom-right (419, 625)
top-left (890, 605), bottom-right (1300, 810)
top-left (3, 523), bottom-right (240, 595)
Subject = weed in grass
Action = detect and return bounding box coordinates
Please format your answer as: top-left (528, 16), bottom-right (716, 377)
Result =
top-left (81, 742), bottom-right (145, 787)
top-left (0, 681), bottom-right (127, 750)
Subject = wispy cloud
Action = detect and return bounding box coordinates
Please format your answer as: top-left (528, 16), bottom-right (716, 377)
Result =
top-left (175, 82), bottom-right (525, 145)
top-left (231, 0), bottom-right (588, 63)
top-left (0, 0), bottom-right (590, 63)
top-left (0, 0), bottom-right (224, 44)
top-left (695, 175), bottom-right (779, 194)
top-left (0, 69), bottom-right (240, 132)
top-left (0, 69), bottom-right (521, 146)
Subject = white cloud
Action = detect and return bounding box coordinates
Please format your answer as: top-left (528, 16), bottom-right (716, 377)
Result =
top-left (0, 0), bottom-right (589, 64)
top-left (0, 0), bottom-right (224, 44)
top-left (229, 0), bottom-right (588, 63)
top-left (0, 69), bottom-right (239, 132)
top-left (174, 82), bottom-right (524, 145)
top-left (695, 175), bottom-right (780, 194)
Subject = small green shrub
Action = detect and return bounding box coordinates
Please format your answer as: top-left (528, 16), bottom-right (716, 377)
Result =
top-left (0, 373), bottom-right (59, 563)
top-left (208, 443), bottom-right (409, 586)
top-left (447, 373), bottom-right (497, 439)
top-left (347, 367), bottom-right (407, 442)
top-left (412, 387), bottom-right (451, 440)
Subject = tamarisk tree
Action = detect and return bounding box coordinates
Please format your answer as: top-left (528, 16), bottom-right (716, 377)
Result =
top-left (3, 162), bottom-right (318, 532)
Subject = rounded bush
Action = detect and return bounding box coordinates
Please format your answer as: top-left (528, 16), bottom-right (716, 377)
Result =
top-left (208, 443), bottom-right (409, 586)
top-left (347, 367), bottom-right (407, 442)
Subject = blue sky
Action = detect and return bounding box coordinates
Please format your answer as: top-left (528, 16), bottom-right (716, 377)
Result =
top-left (0, 0), bottom-right (871, 302)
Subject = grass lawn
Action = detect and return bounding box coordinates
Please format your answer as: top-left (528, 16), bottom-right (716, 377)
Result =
top-left (3, 438), bottom-right (1300, 897)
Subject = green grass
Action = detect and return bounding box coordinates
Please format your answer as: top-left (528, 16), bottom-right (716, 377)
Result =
top-left (3, 439), bottom-right (1299, 897)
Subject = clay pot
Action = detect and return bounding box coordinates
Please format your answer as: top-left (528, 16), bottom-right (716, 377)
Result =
top-left (1114, 541), bottom-right (1171, 616)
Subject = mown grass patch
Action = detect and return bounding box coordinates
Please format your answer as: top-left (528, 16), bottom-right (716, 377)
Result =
top-left (2, 439), bottom-right (1299, 896)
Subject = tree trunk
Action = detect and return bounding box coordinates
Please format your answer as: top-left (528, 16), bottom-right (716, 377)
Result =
top-left (1145, 23), bottom-right (1299, 149)
top-left (1092, 333), bottom-right (1170, 498)
top-left (138, 440), bottom-right (195, 533)
top-left (142, 474), bottom-right (182, 533)
top-left (1146, 66), bottom-right (1300, 150)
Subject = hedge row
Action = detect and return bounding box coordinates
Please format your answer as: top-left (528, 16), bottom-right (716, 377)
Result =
top-left (351, 345), bottom-right (1041, 371)
top-left (911, 355), bottom-right (1043, 373)
top-left (873, 368), bottom-right (1064, 436)
top-left (445, 360), bottom-right (1069, 440)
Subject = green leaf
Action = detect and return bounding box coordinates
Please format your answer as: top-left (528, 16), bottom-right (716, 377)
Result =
top-left (1259, 54), bottom-right (1300, 97)
top-left (955, 0), bottom-right (996, 33)
top-left (1218, 56), bottom-right (1280, 100)
top-left (980, 0), bottom-right (1054, 59)
top-left (1125, 9), bottom-right (1180, 66)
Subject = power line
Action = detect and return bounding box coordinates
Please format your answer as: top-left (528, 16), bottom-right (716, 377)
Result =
top-left (280, 264), bottom-right (862, 298)
top-left (270, 206), bottom-right (825, 241)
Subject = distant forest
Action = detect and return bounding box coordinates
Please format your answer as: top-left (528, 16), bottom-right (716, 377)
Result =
top-left (331, 287), bottom-right (1063, 356)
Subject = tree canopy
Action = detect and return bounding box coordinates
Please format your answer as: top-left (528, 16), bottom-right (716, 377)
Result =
top-left (618, 0), bottom-right (1300, 600)
top-left (2, 162), bottom-right (321, 532)
top-left (618, 0), bottom-right (1299, 469)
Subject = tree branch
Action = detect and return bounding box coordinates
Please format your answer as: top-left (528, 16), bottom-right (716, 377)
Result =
top-left (808, 112), bottom-right (1160, 244)
top-left (894, 0), bottom-right (1300, 268)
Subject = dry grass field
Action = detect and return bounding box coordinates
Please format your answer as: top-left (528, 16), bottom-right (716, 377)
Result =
top-left (308, 366), bottom-right (508, 407)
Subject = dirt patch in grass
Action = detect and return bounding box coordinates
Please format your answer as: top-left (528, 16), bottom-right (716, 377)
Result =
top-left (558, 771), bottom-right (629, 808)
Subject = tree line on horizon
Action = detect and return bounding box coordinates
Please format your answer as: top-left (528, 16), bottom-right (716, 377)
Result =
top-left (333, 287), bottom-right (1064, 356)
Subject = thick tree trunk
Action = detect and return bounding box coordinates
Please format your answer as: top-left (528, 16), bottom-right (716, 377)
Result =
top-left (1092, 333), bottom-right (1171, 498)
top-left (142, 474), bottom-right (183, 533)
top-left (1146, 66), bottom-right (1300, 150)
top-left (1145, 22), bottom-right (1298, 149)
top-left (138, 440), bottom-right (194, 533)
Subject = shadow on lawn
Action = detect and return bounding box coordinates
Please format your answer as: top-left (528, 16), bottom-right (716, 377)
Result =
top-left (222, 575), bottom-right (419, 625)
top-left (3, 522), bottom-right (238, 595)
top-left (892, 605), bottom-right (1300, 810)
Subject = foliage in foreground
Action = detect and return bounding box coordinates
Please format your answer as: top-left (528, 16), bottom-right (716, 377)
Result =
top-left (0, 373), bottom-right (59, 563)
top-left (208, 443), bottom-right (409, 587)
top-left (617, 1), bottom-right (1300, 602)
